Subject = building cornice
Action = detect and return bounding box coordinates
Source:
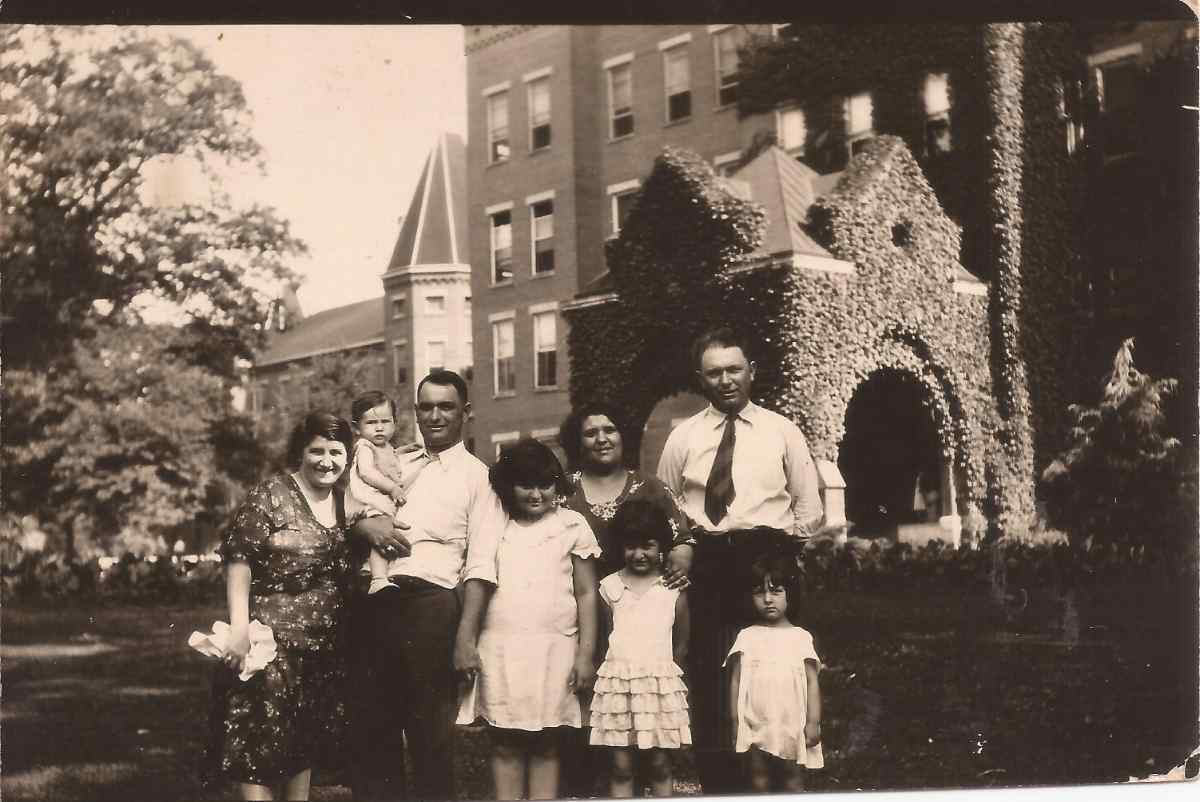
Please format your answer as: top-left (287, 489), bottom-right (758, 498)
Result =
top-left (465, 25), bottom-right (536, 55)
top-left (381, 263), bottom-right (472, 282)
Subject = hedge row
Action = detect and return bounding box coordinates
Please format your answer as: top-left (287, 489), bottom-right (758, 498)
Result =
top-left (1, 553), bottom-right (225, 605)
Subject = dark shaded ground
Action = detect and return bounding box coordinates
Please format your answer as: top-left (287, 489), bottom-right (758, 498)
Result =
top-left (2, 580), bottom-right (1195, 800)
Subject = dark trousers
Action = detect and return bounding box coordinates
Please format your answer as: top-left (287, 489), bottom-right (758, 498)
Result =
top-left (348, 578), bottom-right (460, 801)
top-left (688, 527), bottom-right (796, 795)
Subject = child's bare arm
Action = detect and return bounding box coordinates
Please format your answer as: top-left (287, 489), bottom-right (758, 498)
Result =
top-left (569, 555), bottom-right (599, 692)
top-left (672, 591), bottom-right (690, 667)
top-left (804, 659), bottom-right (822, 747)
top-left (726, 654), bottom-right (742, 748)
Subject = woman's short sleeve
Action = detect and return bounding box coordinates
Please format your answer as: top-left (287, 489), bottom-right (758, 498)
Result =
top-left (563, 509), bottom-right (602, 560)
top-left (219, 482), bottom-right (274, 566)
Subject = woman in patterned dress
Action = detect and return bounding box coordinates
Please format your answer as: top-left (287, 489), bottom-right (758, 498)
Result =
top-left (203, 412), bottom-right (354, 800)
top-left (557, 403), bottom-right (696, 796)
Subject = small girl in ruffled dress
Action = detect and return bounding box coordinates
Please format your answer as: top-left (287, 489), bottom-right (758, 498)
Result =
top-left (458, 438), bottom-right (600, 800)
top-left (590, 499), bottom-right (691, 798)
top-left (724, 550), bottom-right (823, 792)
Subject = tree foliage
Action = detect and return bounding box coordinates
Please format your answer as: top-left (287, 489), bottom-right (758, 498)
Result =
top-left (0, 26), bottom-right (306, 556)
top-left (0, 25), bottom-right (305, 372)
top-left (3, 324), bottom-right (257, 558)
top-left (1041, 339), bottom-right (1197, 553)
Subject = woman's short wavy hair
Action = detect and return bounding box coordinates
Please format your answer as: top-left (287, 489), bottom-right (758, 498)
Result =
top-left (285, 411), bottom-right (355, 471)
top-left (558, 403), bottom-right (633, 472)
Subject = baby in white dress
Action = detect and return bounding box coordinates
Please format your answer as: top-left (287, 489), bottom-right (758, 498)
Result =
top-left (724, 550), bottom-right (823, 792)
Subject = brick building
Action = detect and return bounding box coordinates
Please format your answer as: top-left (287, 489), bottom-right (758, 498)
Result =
top-left (464, 24), bottom-right (783, 463)
top-left (248, 133), bottom-right (471, 441)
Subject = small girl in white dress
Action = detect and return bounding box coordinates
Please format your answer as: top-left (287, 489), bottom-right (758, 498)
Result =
top-left (457, 438), bottom-right (600, 800)
top-left (590, 499), bottom-right (691, 798)
top-left (724, 550), bottom-right (823, 792)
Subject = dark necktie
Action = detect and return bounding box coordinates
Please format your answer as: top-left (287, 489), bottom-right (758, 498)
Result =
top-left (704, 415), bottom-right (737, 525)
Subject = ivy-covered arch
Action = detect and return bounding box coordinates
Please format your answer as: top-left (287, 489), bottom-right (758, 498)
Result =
top-left (565, 140), bottom-right (998, 530)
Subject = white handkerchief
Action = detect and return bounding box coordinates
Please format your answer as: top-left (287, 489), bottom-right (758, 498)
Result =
top-left (187, 620), bottom-right (278, 681)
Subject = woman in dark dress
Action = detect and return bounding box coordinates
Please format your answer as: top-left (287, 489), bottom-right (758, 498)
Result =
top-left (558, 403), bottom-right (695, 797)
top-left (203, 412), bottom-right (354, 800)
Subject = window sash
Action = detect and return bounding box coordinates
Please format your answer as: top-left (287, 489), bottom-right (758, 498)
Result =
top-left (609, 64), bottom-right (634, 137)
top-left (488, 93), bottom-right (510, 162)
top-left (491, 211), bottom-right (513, 283)
top-left (715, 28), bottom-right (740, 106)
top-left (425, 295), bottom-right (445, 314)
top-left (664, 47), bottom-right (689, 94)
top-left (846, 92), bottom-right (873, 137)
top-left (612, 191), bottom-right (636, 234)
top-left (392, 344), bottom-right (408, 385)
top-left (533, 312), bottom-right (557, 387)
top-left (492, 320), bottom-right (515, 394)
top-left (532, 200), bottom-right (554, 274)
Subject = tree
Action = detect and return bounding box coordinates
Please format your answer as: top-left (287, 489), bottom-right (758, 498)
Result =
top-left (3, 324), bottom-right (254, 559)
top-left (0, 26), bottom-right (304, 373)
top-left (1041, 339), bottom-right (1196, 554)
top-left (0, 27), bottom-right (305, 556)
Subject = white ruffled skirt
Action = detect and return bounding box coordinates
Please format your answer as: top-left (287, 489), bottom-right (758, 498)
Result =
top-left (589, 658), bottom-right (691, 749)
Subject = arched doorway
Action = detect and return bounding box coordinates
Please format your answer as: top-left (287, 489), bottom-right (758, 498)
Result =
top-left (838, 369), bottom-right (944, 539)
top-left (639, 391), bottom-right (708, 470)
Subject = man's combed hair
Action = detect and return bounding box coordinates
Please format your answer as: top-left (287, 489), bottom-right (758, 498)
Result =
top-left (418, 369), bottom-right (469, 404)
top-left (690, 326), bottom-right (753, 372)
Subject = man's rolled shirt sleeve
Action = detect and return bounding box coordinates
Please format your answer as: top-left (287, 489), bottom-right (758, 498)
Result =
top-left (785, 425), bottom-right (824, 536)
top-left (462, 483), bottom-right (505, 585)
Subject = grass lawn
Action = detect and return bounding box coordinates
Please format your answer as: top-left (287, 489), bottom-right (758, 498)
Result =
top-left (2, 582), bottom-right (1195, 800)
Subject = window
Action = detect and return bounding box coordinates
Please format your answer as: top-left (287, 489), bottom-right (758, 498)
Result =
top-left (425, 295), bottom-right (445, 315)
top-left (663, 45), bottom-right (691, 122)
top-left (608, 61), bottom-right (634, 138)
top-left (777, 106), bottom-right (807, 158)
top-left (390, 292), bottom-right (407, 319)
top-left (612, 191), bottom-right (636, 235)
top-left (492, 317), bottom-right (515, 395)
top-left (527, 76), bottom-right (552, 151)
top-left (845, 91), bottom-right (874, 156)
top-left (392, 340), bottom-right (408, 385)
top-left (714, 150), bottom-right (741, 177)
top-left (486, 91), bottom-right (510, 163)
top-left (532, 309), bottom-right (557, 388)
top-left (923, 72), bottom-right (952, 155)
top-left (713, 27), bottom-right (742, 107)
top-left (530, 198), bottom-right (555, 275)
top-left (1092, 48), bottom-right (1140, 158)
top-left (490, 208), bottom-right (513, 284)
top-left (427, 340), bottom-right (445, 372)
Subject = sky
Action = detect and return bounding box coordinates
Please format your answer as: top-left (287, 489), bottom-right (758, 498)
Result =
top-left (153, 26), bottom-right (467, 315)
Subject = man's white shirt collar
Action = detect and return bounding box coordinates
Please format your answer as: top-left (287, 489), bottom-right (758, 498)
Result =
top-left (703, 401), bottom-right (759, 428)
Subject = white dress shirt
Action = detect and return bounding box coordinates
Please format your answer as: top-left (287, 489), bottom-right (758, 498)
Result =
top-left (379, 440), bottom-right (506, 588)
top-left (657, 402), bottom-right (823, 535)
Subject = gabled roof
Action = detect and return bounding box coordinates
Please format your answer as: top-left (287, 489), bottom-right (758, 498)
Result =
top-left (386, 132), bottom-right (468, 271)
top-left (256, 296), bottom-right (384, 368)
top-left (727, 147), bottom-right (840, 260)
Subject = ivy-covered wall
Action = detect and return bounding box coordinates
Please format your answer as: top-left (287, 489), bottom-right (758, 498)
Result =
top-left (566, 138), bottom-right (996, 522)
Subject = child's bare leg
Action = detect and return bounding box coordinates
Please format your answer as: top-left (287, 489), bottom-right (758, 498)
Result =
top-left (526, 730), bottom-right (560, 800)
top-left (644, 748), bottom-right (674, 797)
top-left (780, 762), bottom-right (806, 793)
top-left (491, 728), bottom-right (528, 800)
top-left (609, 747), bottom-right (636, 798)
top-left (367, 549), bottom-right (391, 581)
top-left (746, 748), bottom-right (772, 793)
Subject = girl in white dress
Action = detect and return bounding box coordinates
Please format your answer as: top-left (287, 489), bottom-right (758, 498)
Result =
top-left (457, 439), bottom-right (600, 800)
top-left (724, 551), bottom-right (823, 792)
top-left (590, 499), bottom-right (691, 797)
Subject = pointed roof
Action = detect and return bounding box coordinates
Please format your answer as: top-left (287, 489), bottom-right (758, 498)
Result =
top-left (386, 132), bottom-right (467, 271)
top-left (727, 147), bottom-right (840, 260)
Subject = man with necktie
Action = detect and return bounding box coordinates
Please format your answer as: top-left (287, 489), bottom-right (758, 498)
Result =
top-left (657, 327), bottom-right (824, 794)
top-left (348, 369), bottom-right (506, 801)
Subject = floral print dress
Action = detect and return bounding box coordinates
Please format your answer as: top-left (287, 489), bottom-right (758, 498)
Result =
top-left (202, 474), bottom-right (351, 787)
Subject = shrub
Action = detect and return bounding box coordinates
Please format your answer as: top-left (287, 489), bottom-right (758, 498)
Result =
top-left (1041, 338), bottom-right (1197, 554)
